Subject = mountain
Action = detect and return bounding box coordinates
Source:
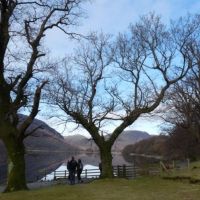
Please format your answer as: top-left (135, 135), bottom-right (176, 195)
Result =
top-left (64, 134), bottom-right (97, 152)
top-left (123, 135), bottom-right (168, 156)
top-left (0, 116), bottom-right (79, 163)
top-left (0, 116), bottom-right (80, 184)
top-left (64, 130), bottom-right (151, 152)
top-left (112, 130), bottom-right (151, 151)
top-left (123, 131), bottom-right (200, 162)
top-left (122, 135), bottom-right (168, 164)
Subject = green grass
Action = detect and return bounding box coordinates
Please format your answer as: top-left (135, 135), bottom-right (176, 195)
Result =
top-left (1, 177), bottom-right (200, 200)
top-left (162, 161), bottom-right (200, 181)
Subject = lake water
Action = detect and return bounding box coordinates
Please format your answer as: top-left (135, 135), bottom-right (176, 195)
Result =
top-left (42, 164), bottom-right (100, 181)
top-left (41, 152), bottom-right (132, 181)
top-left (0, 151), bottom-right (132, 184)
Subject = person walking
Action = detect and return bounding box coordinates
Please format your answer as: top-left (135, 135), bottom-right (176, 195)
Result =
top-left (68, 156), bottom-right (77, 185)
top-left (77, 159), bottom-right (83, 183)
top-left (99, 162), bottom-right (102, 177)
top-left (67, 160), bottom-right (71, 180)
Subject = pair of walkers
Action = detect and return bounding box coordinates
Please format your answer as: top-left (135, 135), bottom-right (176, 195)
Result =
top-left (67, 156), bottom-right (83, 185)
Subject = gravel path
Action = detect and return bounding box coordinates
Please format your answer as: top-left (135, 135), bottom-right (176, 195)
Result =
top-left (0, 178), bottom-right (96, 192)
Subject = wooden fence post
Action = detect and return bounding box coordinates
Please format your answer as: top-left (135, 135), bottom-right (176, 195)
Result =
top-left (44, 169), bottom-right (46, 181)
top-left (160, 161), bottom-right (169, 174)
top-left (123, 165), bottom-right (126, 178)
top-left (133, 165), bottom-right (136, 178)
top-left (172, 160), bottom-right (175, 169)
top-left (117, 166), bottom-right (120, 177)
top-left (54, 171), bottom-right (56, 180)
top-left (187, 158), bottom-right (190, 169)
top-left (64, 170), bottom-right (66, 178)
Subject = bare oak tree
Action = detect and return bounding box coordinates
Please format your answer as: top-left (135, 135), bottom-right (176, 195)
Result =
top-left (0, 0), bottom-right (85, 192)
top-left (48, 14), bottom-right (197, 178)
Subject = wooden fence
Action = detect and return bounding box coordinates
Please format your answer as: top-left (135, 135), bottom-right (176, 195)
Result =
top-left (41, 165), bottom-right (151, 181)
top-left (0, 159), bottom-right (191, 184)
top-left (52, 168), bottom-right (101, 180)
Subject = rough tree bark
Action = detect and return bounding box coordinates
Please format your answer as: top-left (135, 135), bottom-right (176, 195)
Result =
top-left (2, 129), bottom-right (27, 192)
top-left (99, 144), bottom-right (113, 178)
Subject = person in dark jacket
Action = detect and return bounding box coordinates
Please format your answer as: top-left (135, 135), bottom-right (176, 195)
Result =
top-left (77, 159), bottom-right (83, 183)
top-left (99, 162), bottom-right (102, 176)
top-left (67, 160), bottom-right (71, 180)
top-left (68, 156), bottom-right (77, 185)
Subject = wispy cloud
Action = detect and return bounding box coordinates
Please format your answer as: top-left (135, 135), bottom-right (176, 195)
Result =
top-left (45, 0), bottom-right (199, 57)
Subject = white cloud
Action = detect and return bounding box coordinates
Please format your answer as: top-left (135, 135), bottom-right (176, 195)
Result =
top-left (128, 117), bottom-right (163, 135)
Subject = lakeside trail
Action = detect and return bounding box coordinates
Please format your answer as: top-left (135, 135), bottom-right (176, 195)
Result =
top-left (0, 178), bottom-right (96, 193)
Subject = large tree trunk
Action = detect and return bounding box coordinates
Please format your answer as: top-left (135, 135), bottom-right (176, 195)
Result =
top-left (99, 143), bottom-right (113, 178)
top-left (2, 128), bottom-right (28, 193)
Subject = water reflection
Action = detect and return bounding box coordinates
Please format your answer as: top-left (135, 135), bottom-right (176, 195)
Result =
top-left (0, 151), bottom-right (132, 184)
top-left (0, 152), bottom-right (68, 184)
top-left (43, 152), bottom-right (132, 181)
top-left (72, 152), bottom-right (132, 167)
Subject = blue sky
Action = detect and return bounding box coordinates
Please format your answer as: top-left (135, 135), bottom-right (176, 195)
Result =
top-left (81, 0), bottom-right (199, 33)
top-left (42, 0), bottom-right (200, 136)
top-left (45, 0), bottom-right (200, 58)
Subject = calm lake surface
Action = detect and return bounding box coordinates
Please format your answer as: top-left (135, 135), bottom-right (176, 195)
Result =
top-left (0, 151), bottom-right (132, 184)
top-left (42, 152), bottom-right (133, 181)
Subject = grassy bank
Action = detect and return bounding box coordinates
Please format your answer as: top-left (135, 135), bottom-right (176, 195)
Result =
top-left (0, 177), bottom-right (200, 200)
top-left (161, 161), bottom-right (200, 183)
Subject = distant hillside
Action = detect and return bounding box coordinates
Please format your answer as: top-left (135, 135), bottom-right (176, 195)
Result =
top-left (19, 114), bottom-right (64, 140)
top-left (113, 130), bottom-right (151, 151)
top-left (64, 134), bottom-right (97, 152)
top-left (122, 135), bottom-right (168, 163)
top-left (0, 116), bottom-right (79, 164)
top-left (65, 130), bottom-right (151, 152)
top-left (0, 116), bottom-right (80, 183)
top-left (123, 132), bottom-right (200, 162)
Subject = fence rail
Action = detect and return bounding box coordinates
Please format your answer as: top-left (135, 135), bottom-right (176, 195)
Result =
top-left (43, 165), bottom-right (144, 181)
top-left (38, 159), bottom-right (191, 182)
top-left (2, 160), bottom-right (190, 184)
